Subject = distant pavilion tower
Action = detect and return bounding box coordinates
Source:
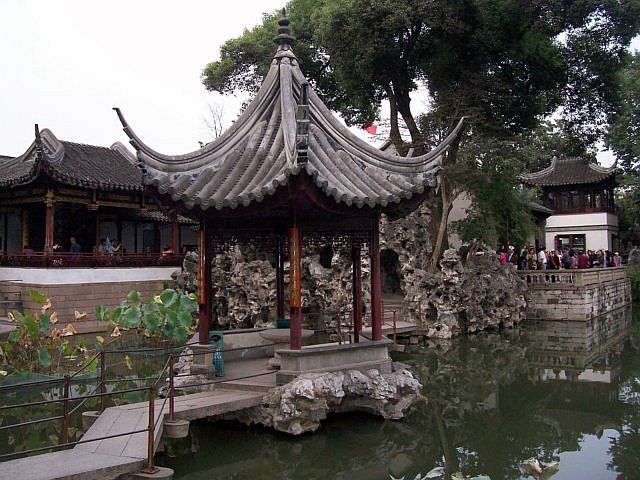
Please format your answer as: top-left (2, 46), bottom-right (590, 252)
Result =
top-left (520, 156), bottom-right (618, 252)
top-left (115, 12), bottom-right (465, 351)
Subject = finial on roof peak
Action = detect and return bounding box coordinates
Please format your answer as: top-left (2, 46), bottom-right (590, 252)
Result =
top-left (273, 8), bottom-right (295, 50)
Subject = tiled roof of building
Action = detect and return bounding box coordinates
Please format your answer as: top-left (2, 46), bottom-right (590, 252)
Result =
top-left (528, 200), bottom-right (554, 216)
top-left (519, 156), bottom-right (616, 187)
top-left (0, 129), bottom-right (143, 191)
top-left (135, 210), bottom-right (198, 225)
top-left (115, 16), bottom-right (464, 213)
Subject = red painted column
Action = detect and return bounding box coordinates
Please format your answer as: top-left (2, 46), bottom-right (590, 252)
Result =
top-left (370, 220), bottom-right (383, 341)
top-left (171, 220), bottom-right (180, 253)
top-left (289, 226), bottom-right (302, 350)
top-left (352, 245), bottom-right (362, 343)
top-left (276, 235), bottom-right (285, 321)
top-left (197, 223), bottom-right (211, 345)
top-left (44, 189), bottom-right (55, 252)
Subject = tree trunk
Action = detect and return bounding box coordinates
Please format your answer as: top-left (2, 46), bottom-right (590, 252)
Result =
top-left (394, 89), bottom-right (421, 145)
top-left (427, 126), bottom-right (463, 272)
top-left (384, 85), bottom-right (403, 152)
top-left (429, 177), bottom-right (452, 273)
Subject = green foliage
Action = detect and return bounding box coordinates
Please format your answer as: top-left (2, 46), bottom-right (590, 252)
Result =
top-left (627, 266), bottom-right (640, 302)
top-left (96, 289), bottom-right (198, 343)
top-left (0, 292), bottom-right (88, 376)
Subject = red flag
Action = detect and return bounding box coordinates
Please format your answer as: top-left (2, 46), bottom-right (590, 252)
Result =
top-left (362, 123), bottom-right (377, 135)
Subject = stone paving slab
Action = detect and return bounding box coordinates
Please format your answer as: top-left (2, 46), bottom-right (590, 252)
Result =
top-left (0, 449), bottom-right (143, 480)
top-left (0, 388), bottom-right (264, 480)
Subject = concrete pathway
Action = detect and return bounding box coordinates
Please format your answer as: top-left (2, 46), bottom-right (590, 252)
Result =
top-left (0, 355), bottom-right (275, 480)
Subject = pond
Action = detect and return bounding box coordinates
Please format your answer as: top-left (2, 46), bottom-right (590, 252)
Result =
top-left (157, 305), bottom-right (640, 480)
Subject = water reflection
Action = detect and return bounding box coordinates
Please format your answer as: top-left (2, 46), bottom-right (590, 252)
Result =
top-left (158, 306), bottom-right (640, 480)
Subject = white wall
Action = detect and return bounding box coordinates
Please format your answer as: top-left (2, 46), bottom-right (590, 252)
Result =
top-left (447, 192), bottom-right (473, 249)
top-left (546, 212), bottom-right (618, 229)
top-left (545, 229), bottom-right (613, 251)
top-left (0, 266), bottom-right (177, 284)
top-left (544, 212), bottom-right (618, 251)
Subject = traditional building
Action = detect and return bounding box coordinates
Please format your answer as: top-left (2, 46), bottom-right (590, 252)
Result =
top-left (114, 12), bottom-right (464, 374)
top-left (0, 127), bottom-right (197, 261)
top-left (520, 156), bottom-right (618, 252)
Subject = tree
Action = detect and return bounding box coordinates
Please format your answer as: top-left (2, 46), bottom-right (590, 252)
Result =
top-left (609, 52), bottom-right (640, 248)
top-left (202, 0), bottom-right (640, 267)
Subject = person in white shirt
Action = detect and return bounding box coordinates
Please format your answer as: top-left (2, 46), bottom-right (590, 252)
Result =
top-left (537, 247), bottom-right (548, 270)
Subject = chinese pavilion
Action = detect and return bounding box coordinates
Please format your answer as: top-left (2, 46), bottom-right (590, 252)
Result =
top-left (520, 156), bottom-right (618, 252)
top-left (115, 13), bottom-right (465, 351)
top-left (0, 127), bottom-right (196, 264)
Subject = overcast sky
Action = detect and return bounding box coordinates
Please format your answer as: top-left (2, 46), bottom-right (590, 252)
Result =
top-left (1, 1), bottom-right (637, 164)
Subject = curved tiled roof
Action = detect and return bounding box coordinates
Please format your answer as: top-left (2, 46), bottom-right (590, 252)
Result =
top-left (0, 129), bottom-right (143, 191)
top-left (519, 157), bottom-right (616, 187)
top-left (115, 18), bottom-right (464, 213)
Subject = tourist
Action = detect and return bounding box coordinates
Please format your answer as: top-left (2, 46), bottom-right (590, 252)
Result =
top-left (613, 252), bottom-right (622, 267)
top-left (568, 249), bottom-right (578, 269)
top-left (22, 245), bottom-right (34, 256)
top-left (508, 246), bottom-right (519, 267)
top-left (537, 247), bottom-right (547, 270)
top-left (548, 250), bottom-right (560, 269)
top-left (69, 236), bottom-right (81, 253)
top-left (161, 245), bottom-right (174, 257)
top-left (498, 246), bottom-right (508, 266)
top-left (561, 249), bottom-right (570, 269)
top-left (110, 239), bottom-right (122, 255)
top-left (577, 250), bottom-right (590, 269)
top-left (98, 238), bottom-right (108, 254)
top-left (526, 247), bottom-right (537, 270)
top-left (605, 250), bottom-right (613, 267)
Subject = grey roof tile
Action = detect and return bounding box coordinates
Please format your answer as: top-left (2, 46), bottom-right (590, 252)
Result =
top-left (115, 42), bottom-right (463, 212)
top-left (0, 130), bottom-right (143, 191)
top-left (519, 157), bottom-right (616, 187)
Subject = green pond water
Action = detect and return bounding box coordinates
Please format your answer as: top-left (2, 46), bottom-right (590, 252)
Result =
top-left (157, 306), bottom-right (640, 480)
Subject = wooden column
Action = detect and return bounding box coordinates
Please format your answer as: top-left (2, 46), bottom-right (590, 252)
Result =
top-left (197, 223), bottom-right (211, 345)
top-left (171, 219), bottom-right (180, 253)
top-left (289, 226), bottom-right (302, 350)
top-left (352, 245), bottom-right (362, 343)
top-left (44, 189), bottom-right (55, 252)
top-left (370, 220), bottom-right (383, 341)
top-left (21, 210), bottom-right (29, 250)
top-left (276, 235), bottom-right (285, 321)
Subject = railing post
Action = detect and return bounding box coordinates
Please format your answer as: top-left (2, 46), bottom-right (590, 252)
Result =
top-left (99, 350), bottom-right (106, 413)
top-left (61, 374), bottom-right (70, 444)
top-left (392, 310), bottom-right (397, 345)
top-left (144, 386), bottom-right (158, 474)
top-left (169, 355), bottom-right (175, 423)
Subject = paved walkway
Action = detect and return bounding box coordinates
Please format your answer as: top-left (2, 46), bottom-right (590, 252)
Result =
top-left (0, 358), bottom-right (275, 480)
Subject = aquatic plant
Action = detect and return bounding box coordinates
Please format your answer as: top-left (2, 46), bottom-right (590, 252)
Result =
top-left (0, 290), bottom-right (89, 375)
top-left (95, 289), bottom-right (198, 343)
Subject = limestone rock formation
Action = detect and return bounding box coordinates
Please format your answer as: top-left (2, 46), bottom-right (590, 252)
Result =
top-left (404, 249), bottom-right (527, 338)
top-left (225, 363), bottom-right (424, 435)
top-left (629, 246), bottom-right (640, 266)
top-left (205, 200), bottom-right (527, 336)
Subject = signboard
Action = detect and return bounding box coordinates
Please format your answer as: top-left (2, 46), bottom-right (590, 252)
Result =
top-left (289, 227), bottom-right (301, 308)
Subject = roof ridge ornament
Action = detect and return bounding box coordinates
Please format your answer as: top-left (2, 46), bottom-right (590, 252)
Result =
top-left (273, 8), bottom-right (295, 52)
top-left (296, 82), bottom-right (310, 166)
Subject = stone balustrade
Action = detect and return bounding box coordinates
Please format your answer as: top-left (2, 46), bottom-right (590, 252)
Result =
top-left (520, 267), bottom-right (631, 321)
top-left (520, 267), bottom-right (627, 289)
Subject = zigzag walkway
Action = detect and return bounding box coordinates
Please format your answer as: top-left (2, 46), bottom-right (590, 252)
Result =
top-left (0, 358), bottom-right (275, 480)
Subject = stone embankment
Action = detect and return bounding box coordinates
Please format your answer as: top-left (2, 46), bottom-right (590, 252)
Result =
top-left (220, 362), bottom-right (424, 435)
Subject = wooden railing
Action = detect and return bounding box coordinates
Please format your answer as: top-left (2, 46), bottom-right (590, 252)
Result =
top-left (520, 267), bottom-right (627, 289)
top-left (0, 252), bottom-right (185, 268)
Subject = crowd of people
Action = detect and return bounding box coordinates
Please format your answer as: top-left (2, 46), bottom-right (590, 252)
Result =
top-left (497, 245), bottom-right (623, 270)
